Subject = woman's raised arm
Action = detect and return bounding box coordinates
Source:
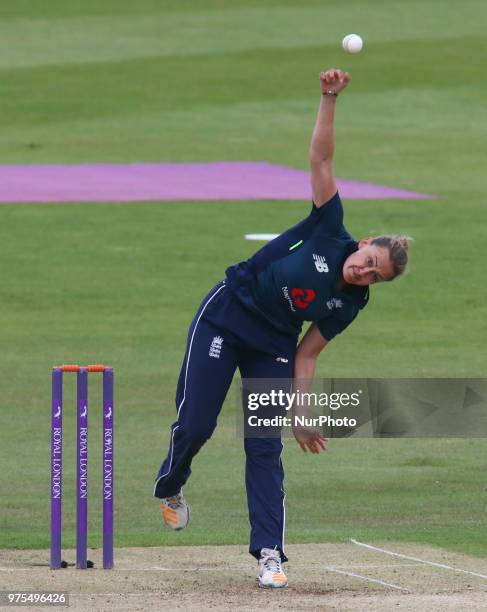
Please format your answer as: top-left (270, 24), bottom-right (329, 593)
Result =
top-left (309, 69), bottom-right (350, 207)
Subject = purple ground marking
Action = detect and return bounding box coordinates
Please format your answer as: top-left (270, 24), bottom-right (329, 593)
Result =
top-left (0, 162), bottom-right (435, 204)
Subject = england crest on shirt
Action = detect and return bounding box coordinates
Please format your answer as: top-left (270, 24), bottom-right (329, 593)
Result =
top-left (209, 336), bottom-right (223, 359)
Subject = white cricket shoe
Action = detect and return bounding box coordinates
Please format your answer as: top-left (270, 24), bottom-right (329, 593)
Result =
top-left (258, 548), bottom-right (288, 588)
top-left (160, 492), bottom-right (190, 530)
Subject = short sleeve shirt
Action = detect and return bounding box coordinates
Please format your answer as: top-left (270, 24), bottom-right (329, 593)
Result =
top-left (225, 192), bottom-right (369, 340)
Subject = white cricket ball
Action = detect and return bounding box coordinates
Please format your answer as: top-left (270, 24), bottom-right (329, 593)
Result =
top-left (342, 34), bottom-right (363, 54)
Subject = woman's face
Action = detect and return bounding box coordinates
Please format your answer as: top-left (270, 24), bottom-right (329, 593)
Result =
top-left (342, 239), bottom-right (393, 286)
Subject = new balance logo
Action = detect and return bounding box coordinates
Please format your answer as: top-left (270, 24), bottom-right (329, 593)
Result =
top-left (313, 254), bottom-right (329, 273)
top-left (326, 298), bottom-right (343, 310)
top-left (209, 336), bottom-right (224, 359)
top-left (276, 357), bottom-right (289, 363)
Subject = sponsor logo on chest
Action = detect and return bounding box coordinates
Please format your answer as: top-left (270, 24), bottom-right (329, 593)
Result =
top-left (282, 286), bottom-right (316, 311)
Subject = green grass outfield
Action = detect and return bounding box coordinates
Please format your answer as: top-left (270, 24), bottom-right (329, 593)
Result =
top-left (1, 0), bottom-right (486, 558)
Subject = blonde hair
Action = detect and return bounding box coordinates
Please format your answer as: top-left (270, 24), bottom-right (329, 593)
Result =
top-left (371, 235), bottom-right (413, 280)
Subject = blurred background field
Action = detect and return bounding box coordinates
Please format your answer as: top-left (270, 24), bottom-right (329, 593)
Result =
top-left (1, 0), bottom-right (486, 558)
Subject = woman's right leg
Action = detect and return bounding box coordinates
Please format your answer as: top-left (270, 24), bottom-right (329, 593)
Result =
top-left (154, 286), bottom-right (238, 499)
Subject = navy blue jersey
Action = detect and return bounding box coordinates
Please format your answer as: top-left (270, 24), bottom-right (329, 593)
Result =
top-left (225, 192), bottom-right (369, 341)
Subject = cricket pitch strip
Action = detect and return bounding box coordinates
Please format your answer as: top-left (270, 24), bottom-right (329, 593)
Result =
top-left (1, 542), bottom-right (487, 611)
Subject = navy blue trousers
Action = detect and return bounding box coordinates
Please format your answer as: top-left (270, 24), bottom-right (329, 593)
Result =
top-left (154, 282), bottom-right (297, 560)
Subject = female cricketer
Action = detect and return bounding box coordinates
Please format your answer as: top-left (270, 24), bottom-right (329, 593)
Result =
top-left (154, 68), bottom-right (410, 588)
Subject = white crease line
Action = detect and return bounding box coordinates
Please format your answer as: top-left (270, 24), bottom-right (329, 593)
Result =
top-left (0, 566), bottom-right (251, 573)
top-left (0, 568), bottom-right (44, 572)
top-left (0, 563), bottom-right (419, 573)
top-left (323, 566), bottom-right (410, 592)
top-left (0, 567), bottom-right (248, 573)
top-left (351, 539), bottom-right (487, 581)
top-left (151, 566), bottom-right (249, 572)
top-left (329, 563), bottom-right (421, 569)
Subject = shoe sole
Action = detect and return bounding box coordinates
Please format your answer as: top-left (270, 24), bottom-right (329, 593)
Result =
top-left (258, 578), bottom-right (288, 589)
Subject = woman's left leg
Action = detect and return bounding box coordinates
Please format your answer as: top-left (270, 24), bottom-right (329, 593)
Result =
top-left (238, 349), bottom-right (295, 562)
